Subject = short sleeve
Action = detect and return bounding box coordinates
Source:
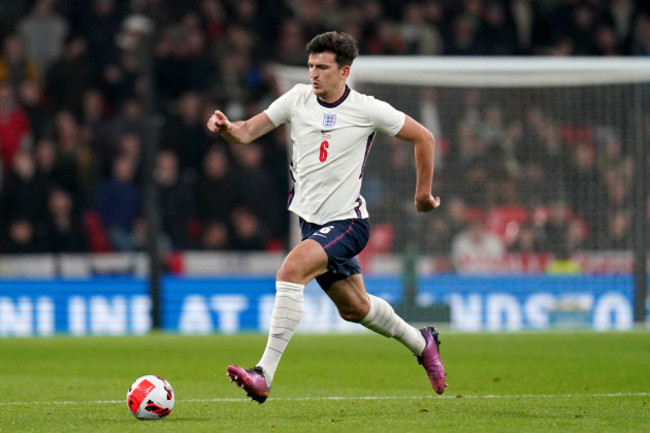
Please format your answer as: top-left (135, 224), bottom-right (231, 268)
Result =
top-left (264, 84), bottom-right (300, 127)
top-left (369, 98), bottom-right (406, 136)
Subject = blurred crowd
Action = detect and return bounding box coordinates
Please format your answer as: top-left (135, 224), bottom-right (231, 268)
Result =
top-left (0, 0), bottom-right (649, 257)
top-left (410, 89), bottom-right (647, 271)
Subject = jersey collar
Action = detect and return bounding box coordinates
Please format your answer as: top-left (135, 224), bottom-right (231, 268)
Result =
top-left (317, 85), bottom-right (350, 108)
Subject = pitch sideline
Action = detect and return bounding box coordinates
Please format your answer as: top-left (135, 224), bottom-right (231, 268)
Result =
top-left (1, 392), bottom-right (649, 406)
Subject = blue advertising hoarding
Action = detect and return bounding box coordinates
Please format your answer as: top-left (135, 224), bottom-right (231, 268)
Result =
top-left (0, 275), bottom-right (647, 336)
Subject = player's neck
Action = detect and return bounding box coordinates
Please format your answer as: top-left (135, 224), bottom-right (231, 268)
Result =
top-left (319, 84), bottom-right (348, 104)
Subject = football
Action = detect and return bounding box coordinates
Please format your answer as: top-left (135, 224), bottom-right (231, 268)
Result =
top-left (126, 375), bottom-right (175, 420)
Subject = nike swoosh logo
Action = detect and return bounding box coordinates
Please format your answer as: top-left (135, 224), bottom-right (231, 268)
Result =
top-left (321, 130), bottom-right (333, 133)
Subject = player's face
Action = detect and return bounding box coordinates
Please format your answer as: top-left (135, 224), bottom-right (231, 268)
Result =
top-left (308, 52), bottom-right (349, 103)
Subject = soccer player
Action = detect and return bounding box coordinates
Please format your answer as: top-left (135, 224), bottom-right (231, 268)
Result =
top-left (206, 31), bottom-right (447, 404)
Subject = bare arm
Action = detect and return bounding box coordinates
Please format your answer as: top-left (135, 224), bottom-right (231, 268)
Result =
top-left (395, 115), bottom-right (440, 212)
top-left (206, 110), bottom-right (276, 145)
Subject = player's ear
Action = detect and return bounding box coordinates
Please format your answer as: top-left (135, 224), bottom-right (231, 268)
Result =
top-left (341, 65), bottom-right (351, 79)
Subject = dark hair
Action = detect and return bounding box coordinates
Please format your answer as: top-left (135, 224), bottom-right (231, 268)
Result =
top-left (305, 31), bottom-right (359, 68)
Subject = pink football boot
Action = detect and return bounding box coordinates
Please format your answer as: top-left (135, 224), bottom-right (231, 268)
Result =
top-left (227, 365), bottom-right (271, 404)
top-left (417, 327), bottom-right (448, 394)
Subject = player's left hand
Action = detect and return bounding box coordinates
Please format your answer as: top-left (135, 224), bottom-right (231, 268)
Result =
top-left (415, 194), bottom-right (440, 213)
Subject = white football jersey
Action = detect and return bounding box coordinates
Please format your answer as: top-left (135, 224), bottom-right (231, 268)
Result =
top-left (264, 83), bottom-right (405, 225)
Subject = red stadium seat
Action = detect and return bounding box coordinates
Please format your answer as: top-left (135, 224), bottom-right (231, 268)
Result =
top-left (485, 206), bottom-right (530, 245)
top-left (83, 210), bottom-right (113, 253)
top-left (357, 223), bottom-right (394, 270)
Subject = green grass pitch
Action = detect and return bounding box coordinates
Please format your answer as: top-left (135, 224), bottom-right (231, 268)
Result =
top-left (0, 331), bottom-right (648, 432)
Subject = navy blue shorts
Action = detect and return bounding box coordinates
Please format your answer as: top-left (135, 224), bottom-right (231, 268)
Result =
top-left (299, 217), bottom-right (370, 290)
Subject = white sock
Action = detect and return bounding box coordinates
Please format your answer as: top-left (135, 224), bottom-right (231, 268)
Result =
top-left (360, 294), bottom-right (426, 356)
top-left (257, 281), bottom-right (304, 386)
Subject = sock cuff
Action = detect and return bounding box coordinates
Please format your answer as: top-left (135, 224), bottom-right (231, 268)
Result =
top-left (360, 294), bottom-right (378, 325)
top-left (276, 281), bottom-right (305, 292)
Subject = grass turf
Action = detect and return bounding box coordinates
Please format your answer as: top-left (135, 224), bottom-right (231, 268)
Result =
top-left (0, 331), bottom-right (648, 432)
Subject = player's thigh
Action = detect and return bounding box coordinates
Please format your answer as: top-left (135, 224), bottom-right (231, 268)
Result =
top-left (277, 239), bottom-right (329, 284)
top-left (325, 273), bottom-right (371, 322)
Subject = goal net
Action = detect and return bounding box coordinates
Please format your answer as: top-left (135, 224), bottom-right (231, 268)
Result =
top-left (272, 57), bottom-right (650, 329)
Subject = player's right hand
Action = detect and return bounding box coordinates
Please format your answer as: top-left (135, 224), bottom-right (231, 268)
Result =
top-left (415, 194), bottom-right (440, 213)
top-left (207, 110), bottom-right (231, 133)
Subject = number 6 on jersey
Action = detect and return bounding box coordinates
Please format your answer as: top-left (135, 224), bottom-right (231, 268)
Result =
top-left (319, 140), bottom-right (329, 162)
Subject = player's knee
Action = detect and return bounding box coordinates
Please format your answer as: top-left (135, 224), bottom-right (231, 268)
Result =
top-left (276, 262), bottom-right (305, 284)
top-left (338, 308), bottom-right (363, 323)
top-left (337, 300), bottom-right (370, 323)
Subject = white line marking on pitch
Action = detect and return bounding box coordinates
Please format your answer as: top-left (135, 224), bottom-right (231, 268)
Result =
top-left (1, 392), bottom-right (649, 406)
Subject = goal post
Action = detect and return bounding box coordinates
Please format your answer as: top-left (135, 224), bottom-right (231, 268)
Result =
top-left (274, 56), bottom-right (650, 87)
top-left (272, 57), bottom-right (650, 328)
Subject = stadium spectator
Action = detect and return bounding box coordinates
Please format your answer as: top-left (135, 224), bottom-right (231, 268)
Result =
top-left (546, 240), bottom-right (582, 275)
top-left (103, 97), bottom-right (147, 149)
top-left (17, 79), bottom-right (48, 142)
top-left (199, 220), bottom-right (230, 250)
top-left (44, 36), bottom-right (95, 113)
top-left (228, 206), bottom-right (271, 251)
top-left (595, 25), bottom-right (623, 55)
top-left (0, 82), bottom-right (31, 169)
top-left (94, 154), bottom-right (141, 251)
top-left (1, 148), bottom-right (48, 227)
top-left (135, 0), bottom-right (176, 31)
top-left (610, 0), bottom-right (638, 42)
top-left (566, 215), bottom-right (588, 253)
top-left (0, 1), bottom-right (31, 40)
top-left (366, 21), bottom-right (407, 55)
top-left (631, 7), bottom-right (650, 55)
top-left (448, 119), bottom-right (488, 207)
top-left (161, 91), bottom-right (211, 175)
top-left (445, 13), bottom-right (481, 55)
top-left (451, 214), bottom-right (505, 272)
top-left (199, 0), bottom-right (228, 44)
top-left (274, 18), bottom-right (308, 66)
top-left (33, 138), bottom-right (70, 196)
top-left (99, 53), bottom-right (139, 110)
top-left (16, 0), bottom-right (69, 74)
top-left (541, 200), bottom-right (572, 250)
top-left (422, 196), bottom-right (470, 256)
top-left (565, 2), bottom-right (600, 55)
top-left (596, 209), bottom-right (633, 251)
top-left (509, 0), bottom-right (546, 54)
top-left (2, 216), bottom-right (46, 254)
top-left (0, 33), bottom-right (40, 90)
top-left (131, 216), bottom-right (172, 254)
top-left (183, 20), bottom-right (216, 94)
top-left (196, 145), bottom-right (237, 225)
top-left (154, 150), bottom-right (195, 250)
top-left (508, 221), bottom-right (546, 253)
top-left (80, 0), bottom-right (123, 71)
top-left (115, 132), bottom-right (145, 183)
top-left (477, 1), bottom-right (519, 55)
top-left (400, 2), bottom-right (443, 55)
top-left (564, 144), bottom-right (607, 234)
top-left (230, 142), bottom-right (279, 236)
top-left (50, 110), bottom-right (98, 207)
top-left (43, 188), bottom-right (88, 253)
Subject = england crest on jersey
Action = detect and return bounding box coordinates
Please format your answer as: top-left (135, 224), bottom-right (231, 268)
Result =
top-left (322, 113), bottom-right (337, 129)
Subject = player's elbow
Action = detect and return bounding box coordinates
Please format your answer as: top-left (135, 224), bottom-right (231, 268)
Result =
top-left (422, 129), bottom-right (435, 147)
top-left (413, 129), bottom-right (435, 153)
